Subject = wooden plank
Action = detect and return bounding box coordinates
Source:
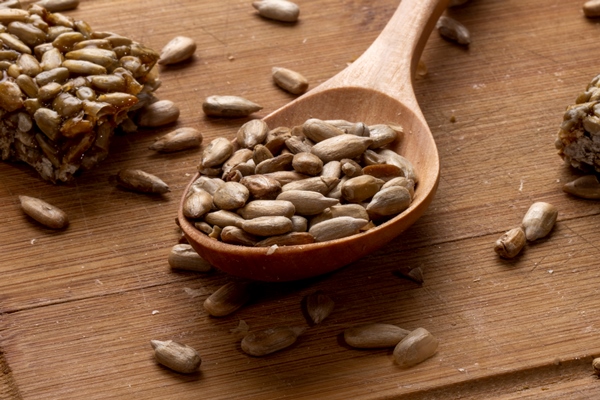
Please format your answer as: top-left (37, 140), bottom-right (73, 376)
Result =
top-left (2, 0), bottom-right (600, 398)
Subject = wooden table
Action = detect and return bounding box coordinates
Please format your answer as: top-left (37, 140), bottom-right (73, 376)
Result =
top-left (2, 0), bottom-right (600, 398)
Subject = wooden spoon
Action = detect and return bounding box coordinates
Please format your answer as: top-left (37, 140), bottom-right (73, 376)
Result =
top-left (179, 0), bottom-right (448, 281)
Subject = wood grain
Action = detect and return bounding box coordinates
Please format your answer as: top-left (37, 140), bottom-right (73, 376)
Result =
top-left (3, 0), bottom-right (600, 398)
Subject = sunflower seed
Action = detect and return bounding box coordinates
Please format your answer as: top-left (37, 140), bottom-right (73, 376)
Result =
top-left (241, 326), bottom-right (305, 356)
top-left (203, 281), bottom-right (253, 317)
top-left (344, 323), bottom-right (410, 349)
top-left (150, 339), bottom-right (201, 374)
top-left (521, 202), bottom-right (558, 241)
top-left (158, 35), bottom-right (196, 65)
top-left (19, 195), bottom-right (69, 229)
top-left (436, 15), bottom-right (471, 45)
top-left (168, 244), bottom-right (213, 272)
top-left (304, 290), bottom-right (334, 324)
top-left (202, 95), bottom-right (262, 118)
top-left (393, 328), bottom-right (438, 368)
top-left (116, 169), bottom-right (170, 194)
top-left (149, 127), bottom-right (203, 153)
top-left (272, 66), bottom-right (308, 94)
top-left (308, 216), bottom-right (368, 242)
top-left (34, 0), bottom-right (79, 12)
top-left (137, 99), bottom-right (180, 127)
top-left (494, 227), bottom-right (526, 259)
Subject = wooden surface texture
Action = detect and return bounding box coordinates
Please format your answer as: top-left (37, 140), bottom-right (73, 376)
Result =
top-left (2, 0), bottom-right (600, 398)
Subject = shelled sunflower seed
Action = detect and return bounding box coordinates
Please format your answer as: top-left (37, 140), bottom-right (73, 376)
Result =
top-left (150, 339), bottom-right (201, 374)
top-left (183, 118), bottom-right (415, 246)
top-left (252, 0), bottom-right (300, 23)
top-left (436, 15), bottom-right (471, 46)
top-left (0, 5), bottom-right (163, 183)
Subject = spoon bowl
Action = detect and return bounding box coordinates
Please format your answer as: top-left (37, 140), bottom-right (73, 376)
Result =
top-left (179, 0), bottom-right (448, 281)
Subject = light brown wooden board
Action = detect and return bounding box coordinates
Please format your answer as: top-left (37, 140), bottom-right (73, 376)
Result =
top-left (2, 0), bottom-right (600, 398)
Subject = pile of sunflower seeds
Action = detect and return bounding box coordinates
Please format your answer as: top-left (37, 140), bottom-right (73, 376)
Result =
top-left (182, 117), bottom-right (417, 246)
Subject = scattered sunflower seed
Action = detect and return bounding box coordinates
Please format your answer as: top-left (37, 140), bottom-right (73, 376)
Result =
top-left (203, 281), bottom-right (253, 317)
top-left (149, 127), bottom-right (203, 153)
top-left (562, 175), bottom-right (600, 199)
top-left (116, 169), bottom-right (170, 194)
top-left (150, 339), bottom-right (201, 374)
top-left (272, 66), bottom-right (308, 94)
top-left (494, 227), bottom-right (526, 259)
top-left (304, 290), bottom-right (334, 324)
top-left (436, 15), bottom-right (471, 46)
top-left (241, 326), bottom-right (306, 356)
top-left (19, 195), bottom-right (69, 229)
top-left (521, 202), bottom-right (558, 241)
top-left (252, 0), bottom-right (300, 23)
top-left (393, 327), bottom-right (438, 368)
top-left (344, 323), bottom-right (410, 349)
top-left (158, 35), bottom-right (196, 65)
top-left (202, 95), bottom-right (263, 118)
top-left (168, 244), bottom-right (213, 272)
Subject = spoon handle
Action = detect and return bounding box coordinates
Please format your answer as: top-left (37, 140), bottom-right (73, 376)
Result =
top-left (320, 0), bottom-right (449, 109)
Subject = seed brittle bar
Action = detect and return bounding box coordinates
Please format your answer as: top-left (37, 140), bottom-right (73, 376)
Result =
top-left (0, 5), bottom-right (160, 183)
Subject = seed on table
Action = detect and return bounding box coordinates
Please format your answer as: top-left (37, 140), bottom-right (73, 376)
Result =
top-left (521, 202), bottom-right (558, 241)
top-left (200, 137), bottom-right (234, 168)
top-left (203, 281), bottom-right (253, 317)
top-left (341, 175), bottom-right (384, 203)
top-left (277, 189), bottom-right (339, 215)
top-left (202, 95), bottom-right (262, 118)
top-left (150, 340), bottom-right (201, 374)
top-left (255, 231), bottom-right (314, 247)
top-left (221, 226), bottom-right (259, 246)
top-left (182, 189), bottom-right (212, 219)
top-left (304, 290), bottom-right (334, 325)
top-left (116, 169), bottom-right (169, 194)
top-left (239, 174), bottom-right (282, 200)
top-left (237, 119), bottom-right (269, 148)
top-left (241, 215), bottom-right (293, 236)
top-left (366, 186), bottom-right (412, 219)
top-left (237, 199), bottom-right (295, 219)
top-left (562, 175), bottom-right (600, 199)
top-left (137, 99), bottom-right (180, 127)
top-left (241, 326), bottom-right (306, 356)
top-left (393, 327), bottom-right (438, 368)
top-left (310, 134), bottom-right (373, 163)
top-left (272, 66), bottom-right (308, 94)
top-left (252, 0), bottom-right (300, 23)
top-left (494, 227), bottom-right (526, 259)
top-left (213, 182), bottom-right (250, 210)
top-left (436, 15), bottom-right (471, 46)
top-left (149, 127), bottom-right (203, 153)
top-left (344, 323), bottom-right (410, 349)
top-left (168, 244), bottom-right (213, 272)
top-left (19, 195), bottom-right (69, 229)
top-left (34, 0), bottom-right (79, 12)
top-left (204, 210), bottom-right (245, 229)
top-left (584, 0), bottom-right (600, 17)
top-left (158, 35), bottom-right (196, 65)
